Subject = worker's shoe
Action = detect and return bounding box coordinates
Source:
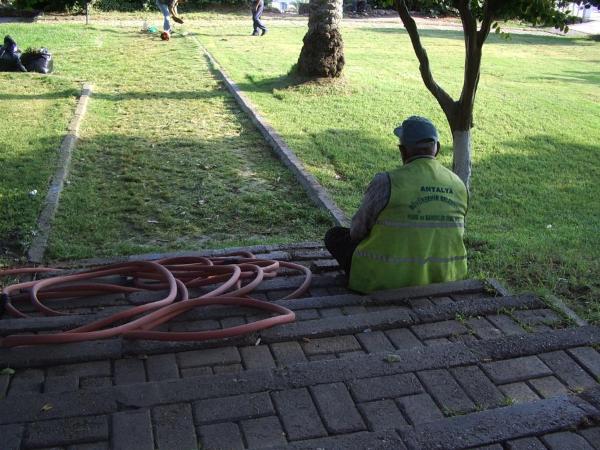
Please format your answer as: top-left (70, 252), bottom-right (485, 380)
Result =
top-left (261, 28), bottom-right (268, 36)
top-left (173, 16), bottom-right (184, 24)
top-left (252, 31), bottom-right (260, 36)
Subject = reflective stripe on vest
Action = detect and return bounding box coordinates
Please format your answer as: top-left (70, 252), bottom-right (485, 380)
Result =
top-left (348, 158), bottom-right (468, 294)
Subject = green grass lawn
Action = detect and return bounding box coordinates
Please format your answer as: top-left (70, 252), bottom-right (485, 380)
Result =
top-left (192, 18), bottom-right (600, 322)
top-left (0, 23), bottom-right (330, 263)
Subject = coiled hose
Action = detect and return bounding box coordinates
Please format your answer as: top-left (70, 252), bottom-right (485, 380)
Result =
top-left (0, 252), bottom-right (310, 347)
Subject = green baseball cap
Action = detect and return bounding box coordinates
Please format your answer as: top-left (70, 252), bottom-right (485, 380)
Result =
top-left (394, 116), bottom-right (439, 147)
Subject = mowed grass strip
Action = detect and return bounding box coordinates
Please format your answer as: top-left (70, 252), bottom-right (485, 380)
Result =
top-left (2, 23), bottom-right (331, 262)
top-left (194, 18), bottom-right (600, 321)
top-left (0, 26), bottom-right (84, 265)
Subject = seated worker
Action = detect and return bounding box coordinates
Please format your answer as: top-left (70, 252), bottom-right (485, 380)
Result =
top-left (324, 116), bottom-right (468, 294)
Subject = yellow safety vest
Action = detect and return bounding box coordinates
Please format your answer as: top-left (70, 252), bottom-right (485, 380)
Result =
top-left (349, 158), bottom-right (468, 293)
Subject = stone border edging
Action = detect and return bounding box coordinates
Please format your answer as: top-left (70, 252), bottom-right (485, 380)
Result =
top-left (188, 34), bottom-right (350, 227)
top-left (27, 83), bottom-right (93, 264)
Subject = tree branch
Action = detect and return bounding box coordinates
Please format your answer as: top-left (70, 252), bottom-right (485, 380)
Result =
top-left (478, 0), bottom-right (495, 47)
top-left (456, 0), bottom-right (481, 130)
top-left (394, 0), bottom-right (456, 125)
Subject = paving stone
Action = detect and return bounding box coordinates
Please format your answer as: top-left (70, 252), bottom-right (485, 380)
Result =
top-left (302, 335), bottom-right (361, 355)
top-left (198, 422), bottom-right (244, 450)
top-left (568, 347), bottom-right (600, 379)
top-left (180, 366), bottom-right (213, 378)
top-left (111, 410), bottom-right (153, 450)
top-left (358, 399), bottom-right (408, 431)
top-left (579, 427), bottom-right (600, 450)
top-left (541, 431), bottom-right (595, 450)
top-left (67, 443), bottom-right (108, 450)
top-left (400, 394), bottom-right (598, 450)
top-left (385, 328), bottom-right (423, 349)
top-left (412, 320), bottom-right (468, 340)
top-left (486, 314), bottom-right (526, 335)
top-left (47, 361), bottom-right (111, 378)
top-left (319, 307), bottom-right (344, 317)
top-left (213, 364), bottom-right (243, 374)
top-left (295, 309), bottom-right (320, 321)
top-left (146, 353), bottom-right (179, 381)
top-left (114, 358), bottom-right (146, 385)
top-left (272, 388), bottom-right (326, 441)
top-left (430, 296), bottom-right (455, 306)
top-left (506, 437), bottom-right (547, 449)
top-left (0, 386), bottom-right (117, 425)
top-left (338, 350), bottom-right (367, 359)
top-left (356, 330), bottom-right (395, 353)
top-left (8, 369), bottom-right (44, 396)
top-left (513, 309), bottom-right (561, 326)
top-left (168, 319), bottom-right (221, 332)
top-left (24, 415), bottom-right (108, 448)
top-left (0, 337), bottom-right (121, 370)
top-left (80, 376), bottom-right (112, 389)
top-left (240, 345), bottom-right (276, 370)
top-left (529, 376), bottom-right (569, 398)
top-left (194, 392), bottom-right (274, 424)
top-left (270, 342), bottom-right (307, 366)
top-left (408, 297), bottom-right (435, 308)
top-left (343, 305), bottom-right (368, 315)
top-left (349, 373), bottom-right (423, 402)
top-left (281, 430), bottom-right (406, 450)
top-left (451, 366), bottom-right (505, 408)
top-left (311, 382), bottom-right (366, 433)
top-left (152, 403), bottom-right (197, 450)
top-left (472, 445), bottom-right (503, 450)
top-left (424, 338), bottom-right (451, 346)
top-left (468, 326), bottom-right (600, 361)
top-left (177, 346), bottom-right (240, 369)
top-left (308, 354), bottom-right (335, 361)
top-left (371, 280), bottom-right (485, 303)
top-left (449, 334), bottom-right (478, 344)
top-left (539, 350), bottom-right (597, 389)
top-left (465, 317), bottom-right (503, 340)
top-left (44, 375), bottom-right (79, 394)
top-left (0, 374), bottom-right (9, 399)
top-left (241, 416), bottom-right (287, 448)
top-left (221, 316), bottom-right (247, 328)
top-left (396, 393), bottom-right (444, 424)
top-left (0, 423), bottom-right (24, 450)
top-left (482, 356), bottom-right (552, 384)
top-left (499, 383), bottom-right (540, 404)
top-left (418, 369), bottom-right (475, 414)
top-left (263, 309), bottom-right (414, 342)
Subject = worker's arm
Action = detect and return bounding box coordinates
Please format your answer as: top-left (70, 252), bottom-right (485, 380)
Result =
top-left (350, 172), bottom-right (391, 242)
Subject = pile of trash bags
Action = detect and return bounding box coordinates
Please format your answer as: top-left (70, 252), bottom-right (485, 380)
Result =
top-left (0, 35), bottom-right (53, 74)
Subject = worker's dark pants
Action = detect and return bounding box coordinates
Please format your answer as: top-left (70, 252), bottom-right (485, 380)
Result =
top-left (253, 6), bottom-right (266, 33)
top-left (324, 226), bottom-right (359, 275)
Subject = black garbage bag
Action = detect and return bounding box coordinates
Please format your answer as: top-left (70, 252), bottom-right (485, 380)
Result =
top-left (0, 35), bottom-right (26, 72)
top-left (21, 48), bottom-right (53, 74)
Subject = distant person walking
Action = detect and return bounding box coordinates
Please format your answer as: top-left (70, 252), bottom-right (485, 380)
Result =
top-left (251, 0), bottom-right (268, 36)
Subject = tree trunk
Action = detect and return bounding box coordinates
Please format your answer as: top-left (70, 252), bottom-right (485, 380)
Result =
top-left (297, 0), bottom-right (345, 78)
top-left (451, 128), bottom-right (472, 189)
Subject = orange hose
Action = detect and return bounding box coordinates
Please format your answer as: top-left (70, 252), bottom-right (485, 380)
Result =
top-left (0, 253), bottom-right (309, 347)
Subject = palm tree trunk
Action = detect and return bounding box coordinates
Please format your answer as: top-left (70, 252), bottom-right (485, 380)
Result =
top-left (297, 0), bottom-right (345, 77)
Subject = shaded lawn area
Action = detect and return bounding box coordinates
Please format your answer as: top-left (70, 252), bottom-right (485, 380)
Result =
top-left (194, 19), bottom-right (600, 322)
top-left (0, 23), bottom-right (331, 263)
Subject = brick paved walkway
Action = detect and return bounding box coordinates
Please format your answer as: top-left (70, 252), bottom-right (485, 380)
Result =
top-left (1, 242), bottom-right (599, 449)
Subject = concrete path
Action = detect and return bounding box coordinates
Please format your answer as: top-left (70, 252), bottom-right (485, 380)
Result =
top-left (1, 242), bottom-right (599, 449)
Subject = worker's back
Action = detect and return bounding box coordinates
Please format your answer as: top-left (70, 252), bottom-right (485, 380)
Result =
top-left (349, 157), bottom-right (468, 293)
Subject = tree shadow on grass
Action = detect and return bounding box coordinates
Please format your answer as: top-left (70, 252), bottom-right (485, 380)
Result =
top-left (3, 129), bottom-right (334, 262)
top-left (368, 26), bottom-right (587, 46)
top-left (533, 69), bottom-right (600, 86)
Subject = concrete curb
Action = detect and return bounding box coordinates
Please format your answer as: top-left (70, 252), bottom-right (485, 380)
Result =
top-left (27, 83), bottom-right (93, 264)
top-left (188, 34), bottom-right (350, 227)
top-left (545, 293), bottom-right (588, 327)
